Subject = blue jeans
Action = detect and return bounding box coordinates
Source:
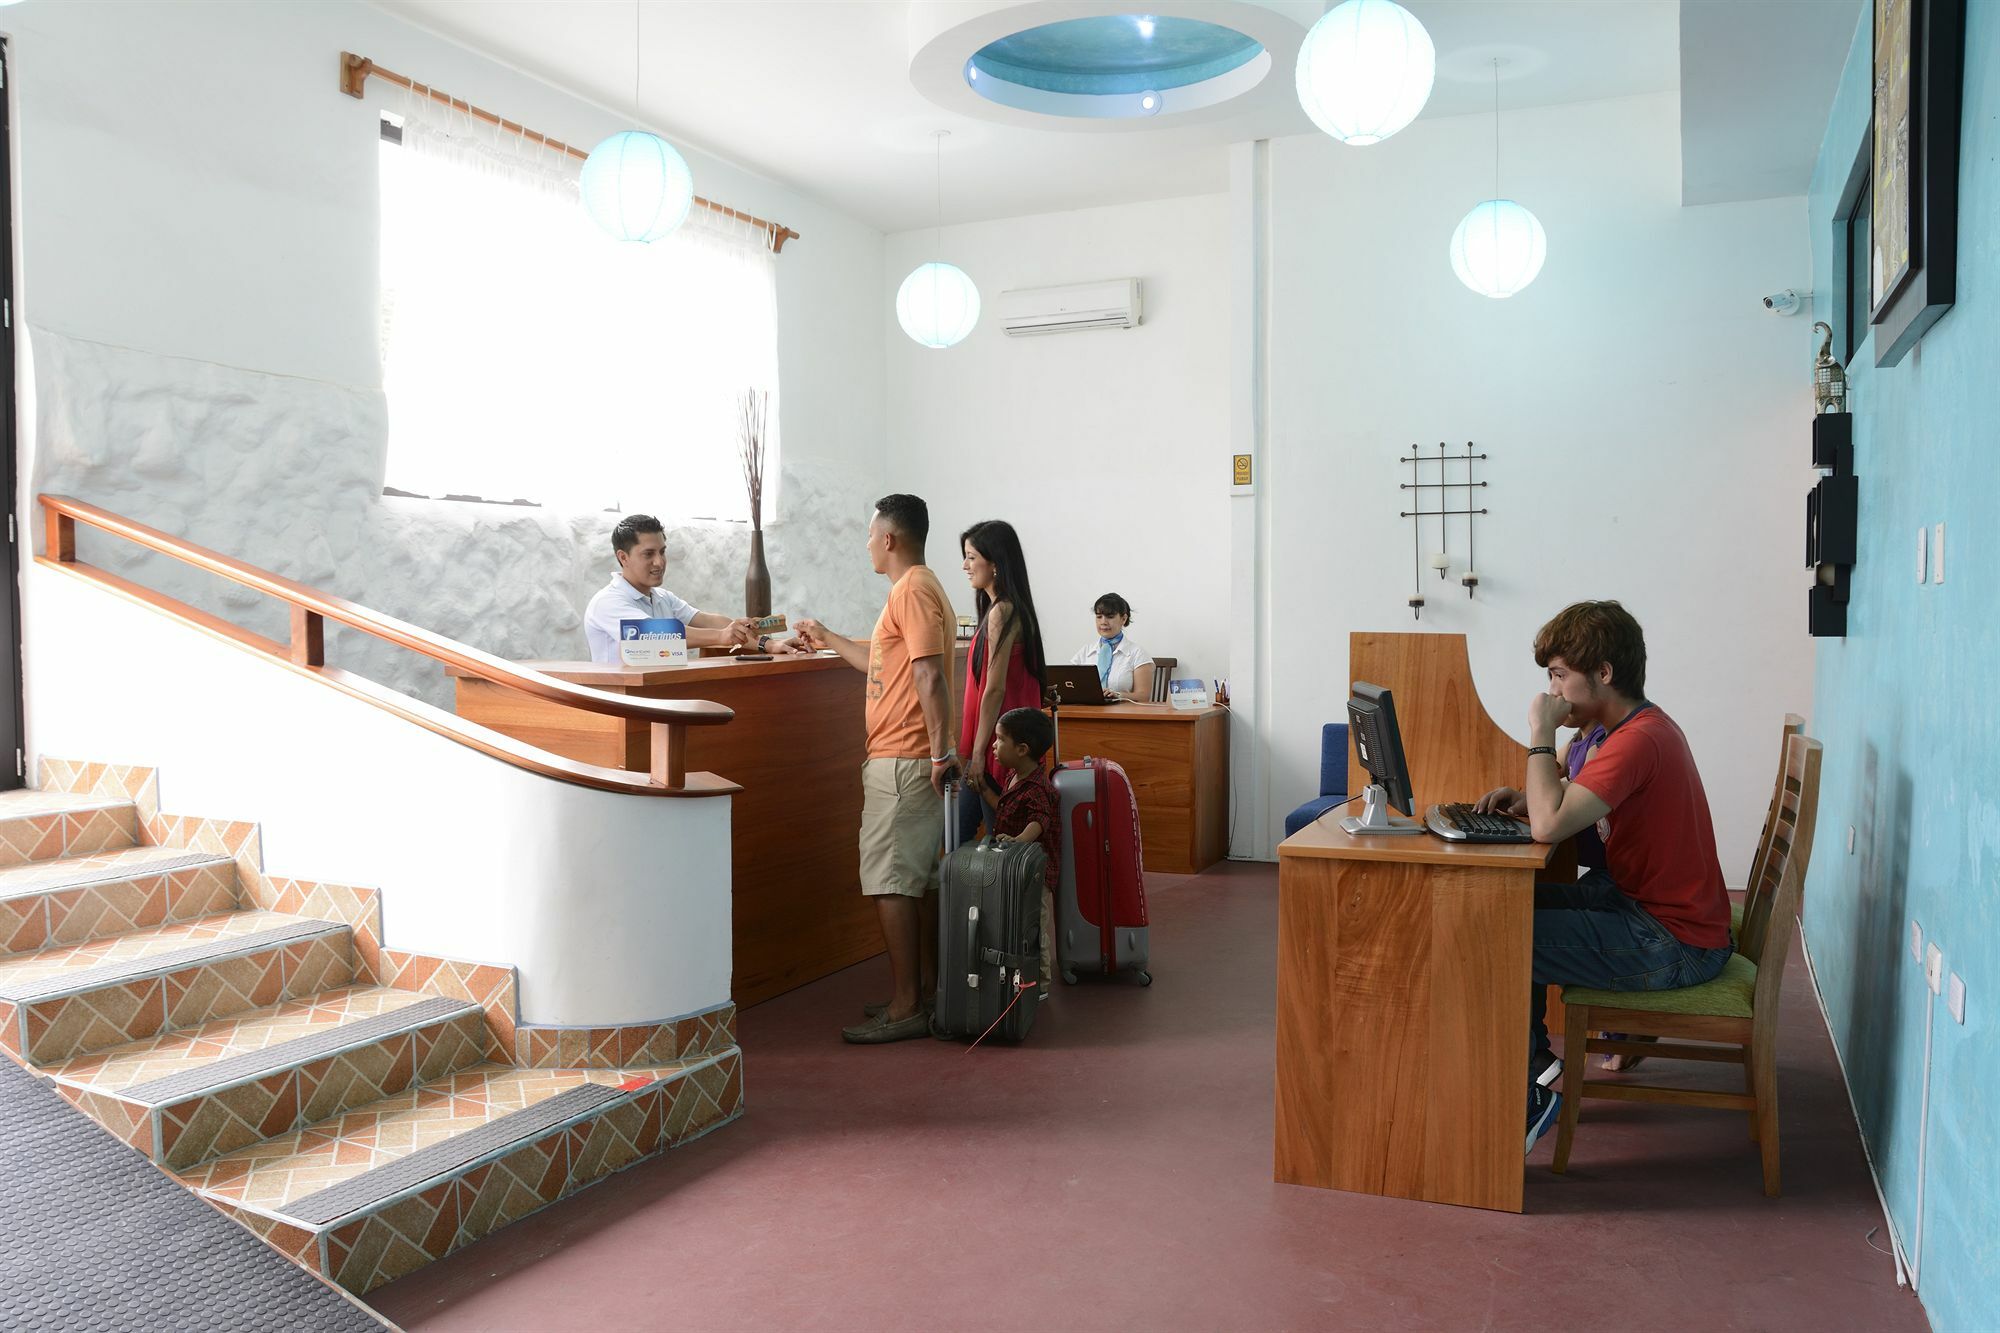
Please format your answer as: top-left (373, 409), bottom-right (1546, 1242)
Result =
top-left (1529, 871), bottom-right (1733, 1069)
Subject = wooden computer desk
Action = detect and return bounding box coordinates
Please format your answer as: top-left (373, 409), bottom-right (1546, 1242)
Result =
top-left (1050, 702), bottom-right (1229, 874)
top-left (450, 648), bottom-right (964, 1008)
top-left (1273, 631), bottom-right (1568, 1213)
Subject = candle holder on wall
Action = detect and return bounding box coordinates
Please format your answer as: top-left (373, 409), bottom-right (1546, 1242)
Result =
top-left (1400, 441), bottom-right (1490, 620)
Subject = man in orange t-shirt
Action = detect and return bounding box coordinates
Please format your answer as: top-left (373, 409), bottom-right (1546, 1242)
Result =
top-left (796, 494), bottom-right (958, 1044)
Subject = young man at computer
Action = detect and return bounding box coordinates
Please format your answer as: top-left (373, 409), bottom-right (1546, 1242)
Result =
top-left (1474, 600), bottom-right (1734, 1153)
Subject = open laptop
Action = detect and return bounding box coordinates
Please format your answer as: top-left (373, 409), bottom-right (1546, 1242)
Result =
top-left (1043, 664), bottom-right (1111, 705)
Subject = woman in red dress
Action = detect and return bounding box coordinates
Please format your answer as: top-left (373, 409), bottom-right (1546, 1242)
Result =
top-left (954, 520), bottom-right (1048, 843)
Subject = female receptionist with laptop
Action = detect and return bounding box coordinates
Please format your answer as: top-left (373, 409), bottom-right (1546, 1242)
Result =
top-left (1068, 593), bottom-right (1154, 703)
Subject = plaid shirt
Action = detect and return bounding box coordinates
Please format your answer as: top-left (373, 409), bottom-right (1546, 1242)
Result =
top-left (995, 765), bottom-right (1062, 890)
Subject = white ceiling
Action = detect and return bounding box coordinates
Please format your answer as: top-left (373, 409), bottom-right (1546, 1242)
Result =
top-left (1679, 0), bottom-right (1861, 206)
top-left (368, 1), bottom-right (1840, 233)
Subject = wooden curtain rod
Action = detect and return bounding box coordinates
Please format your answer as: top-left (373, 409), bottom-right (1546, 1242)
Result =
top-left (340, 52), bottom-right (799, 253)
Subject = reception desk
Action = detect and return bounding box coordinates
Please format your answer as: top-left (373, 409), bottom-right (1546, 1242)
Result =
top-left (452, 652), bottom-right (918, 1007)
top-left (1049, 703), bottom-right (1229, 874)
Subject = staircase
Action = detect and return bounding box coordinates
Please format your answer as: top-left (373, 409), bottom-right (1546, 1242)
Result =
top-left (0, 777), bottom-right (743, 1296)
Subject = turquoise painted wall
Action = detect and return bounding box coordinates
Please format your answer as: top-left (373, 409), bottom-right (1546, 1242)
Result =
top-left (1806, 4), bottom-right (1999, 1329)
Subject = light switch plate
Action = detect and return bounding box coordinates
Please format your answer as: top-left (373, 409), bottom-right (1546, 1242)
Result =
top-left (1911, 920), bottom-right (1924, 962)
top-left (1934, 522), bottom-right (1946, 584)
top-left (1917, 526), bottom-right (1928, 583)
top-left (1926, 943), bottom-right (1944, 995)
top-left (1948, 973), bottom-right (1966, 1024)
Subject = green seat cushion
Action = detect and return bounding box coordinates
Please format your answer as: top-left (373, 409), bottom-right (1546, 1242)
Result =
top-left (1730, 900), bottom-right (1745, 933)
top-left (1563, 952), bottom-right (1758, 1019)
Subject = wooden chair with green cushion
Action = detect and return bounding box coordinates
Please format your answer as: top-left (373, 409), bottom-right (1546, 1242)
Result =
top-left (1551, 733), bottom-right (1823, 1197)
top-left (1731, 713), bottom-right (1807, 937)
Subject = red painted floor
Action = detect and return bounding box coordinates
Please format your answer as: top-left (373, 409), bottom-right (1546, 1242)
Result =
top-left (371, 863), bottom-right (1924, 1331)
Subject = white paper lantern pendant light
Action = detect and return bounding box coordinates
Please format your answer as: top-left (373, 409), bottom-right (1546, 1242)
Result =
top-left (581, 2), bottom-right (695, 243)
top-left (1450, 59), bottom-right (1546, 298)
top-left (898, 131), bottom-right (980, 349)
top-left (1295, 0), bottom-right (1436, 146)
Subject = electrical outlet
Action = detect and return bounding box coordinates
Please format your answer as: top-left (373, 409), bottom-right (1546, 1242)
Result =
top-left (1934, 522), bottom-right (1946, 584)
top-left (1926, 943), bottom-right (1944, 995)
top-left (1847, 825), bottom-right (1857, 854)
top-left (1948, 973), bottom-right (1966, 1024)
top-left (1911, 920), bottom-right (1924, 962)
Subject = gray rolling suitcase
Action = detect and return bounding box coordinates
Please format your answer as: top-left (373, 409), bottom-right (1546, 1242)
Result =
top-left (932, 783), bottom-right (1045, 1043)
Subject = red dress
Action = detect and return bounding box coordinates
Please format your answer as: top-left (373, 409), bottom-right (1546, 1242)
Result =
top-left (959, 614), bottom-right (1044, 791)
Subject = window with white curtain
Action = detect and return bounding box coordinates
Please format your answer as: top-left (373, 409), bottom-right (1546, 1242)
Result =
top-left (377, 96), bottom-right (779, 520)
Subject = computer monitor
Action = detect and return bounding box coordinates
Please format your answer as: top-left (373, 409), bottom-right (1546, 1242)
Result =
top-left (1341, 681), bottom-right (1424, 836)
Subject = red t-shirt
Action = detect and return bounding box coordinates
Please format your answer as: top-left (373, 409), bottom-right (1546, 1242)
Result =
top-left (1568, 705), bottom-right (1731, 949)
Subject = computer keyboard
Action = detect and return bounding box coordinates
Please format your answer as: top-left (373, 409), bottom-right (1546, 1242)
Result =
top-left (1426, 802), bottom-right (1535, 844)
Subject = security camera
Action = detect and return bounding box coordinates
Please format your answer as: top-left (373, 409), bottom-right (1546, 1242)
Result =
top-left (1763, 289), bottom-right (1802, 316)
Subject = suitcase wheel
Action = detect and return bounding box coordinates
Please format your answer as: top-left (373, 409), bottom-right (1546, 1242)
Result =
top-left (1136, 971), bottom-right (1152, 987)
top-left (1062, 970), bottom-right (1077, 985)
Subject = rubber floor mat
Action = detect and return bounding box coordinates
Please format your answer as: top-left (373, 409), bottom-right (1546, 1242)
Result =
top-left (0, 1054), bottom-right (389, 1332)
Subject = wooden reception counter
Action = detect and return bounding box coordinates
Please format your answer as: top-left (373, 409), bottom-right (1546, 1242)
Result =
top-left (1050, 703), bottom-right (1229, 874)
top-left (451, 651), bottom-right (940, 1008)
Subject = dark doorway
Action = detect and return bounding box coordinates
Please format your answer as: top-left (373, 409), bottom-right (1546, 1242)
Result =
top-left (1, 40), bottom-right (24, 791)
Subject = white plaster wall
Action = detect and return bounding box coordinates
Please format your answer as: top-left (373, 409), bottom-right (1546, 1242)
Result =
top-left (10, 1), bottom-right (889, 709)
top-left (31, 569), bottom-right (732, 1027)
top-left (1260, 92), bottom-right (1816, 874)
top-left (882, 195), bottom-right (1232, 681)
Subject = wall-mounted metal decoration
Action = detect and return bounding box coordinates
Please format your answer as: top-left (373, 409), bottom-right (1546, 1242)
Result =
top-left (1812, 322), bottom-right (1849, 414)
top-left (1400, 441), bottom-right (1490, 621)
top-left (1807, 412), bottom-right (1858, 637)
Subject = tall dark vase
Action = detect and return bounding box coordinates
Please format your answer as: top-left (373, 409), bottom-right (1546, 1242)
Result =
top-left (745, 528), bottom-right (772, 616)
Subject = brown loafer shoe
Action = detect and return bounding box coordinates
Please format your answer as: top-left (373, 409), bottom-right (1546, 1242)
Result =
top-left (842, 1009), bottom-right (932, 1044)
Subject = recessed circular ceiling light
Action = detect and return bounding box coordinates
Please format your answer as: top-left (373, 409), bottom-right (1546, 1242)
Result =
top-left (960, 13), bottom-right (1266, 121)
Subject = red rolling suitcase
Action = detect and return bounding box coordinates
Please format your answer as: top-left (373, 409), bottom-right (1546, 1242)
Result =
top-left (1050, 705), bottom-right (1151, 986)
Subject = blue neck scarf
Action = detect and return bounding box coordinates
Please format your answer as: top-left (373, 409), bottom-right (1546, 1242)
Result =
top-left (1096, 632), bottom-right (1124, 688)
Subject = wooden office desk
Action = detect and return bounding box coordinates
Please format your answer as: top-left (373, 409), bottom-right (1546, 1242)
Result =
top-left (1272, 630), bottom-right (1570, 1213)
top-left (451, 652), bottom-right (945, 1008)
top-left (1275, 821), bottom-right (1556, 1212)
top-left (1050, 703), bottom-right (1229, 874)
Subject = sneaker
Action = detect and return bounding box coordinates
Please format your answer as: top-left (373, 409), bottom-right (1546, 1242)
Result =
top-left (1532, 1051), bottom-right (1564, 1089)
top-left (1526, 1084), bottom-right (1562, 1155)
top-left (842, 1009), bottom-right (932, 1044)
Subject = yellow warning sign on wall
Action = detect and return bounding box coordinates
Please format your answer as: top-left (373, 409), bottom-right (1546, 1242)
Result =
top-left (1232, 454), bottom-right (1252, 486)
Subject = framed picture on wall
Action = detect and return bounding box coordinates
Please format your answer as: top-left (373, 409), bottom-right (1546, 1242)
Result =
top-left (1868, 0), bottom-right (1966, 368)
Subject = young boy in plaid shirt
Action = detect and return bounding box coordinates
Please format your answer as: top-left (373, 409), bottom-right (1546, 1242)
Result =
top-left (989, 706), bottom-right (1062, 998)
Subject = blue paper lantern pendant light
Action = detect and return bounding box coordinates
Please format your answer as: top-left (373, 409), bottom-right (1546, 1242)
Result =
top-left (582, 2), bottom-right (695, 243)
top-left (1450, 59), bottom-right (1546, 298)
top-left (1295, 0), bottom-right (1436, 146)
top-left (897, 131), bottom-right (980, 349)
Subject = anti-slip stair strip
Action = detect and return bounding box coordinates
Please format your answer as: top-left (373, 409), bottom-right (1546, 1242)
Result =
top-left (0, 921), bottom-right (340, 1004)
top-left (116, 997), bottom-right (475, 1105)
top-left (0, 851), bottom-right (226, 899)
top-left (279, 1083), bottom-right (625, 1227)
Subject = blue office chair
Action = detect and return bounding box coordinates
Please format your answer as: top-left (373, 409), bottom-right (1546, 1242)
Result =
top-left (1283, 723), bottom-right (1350, 837)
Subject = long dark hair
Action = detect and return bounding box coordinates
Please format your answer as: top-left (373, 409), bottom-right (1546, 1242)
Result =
top-left (960, 519), bottom-right (1047, 682)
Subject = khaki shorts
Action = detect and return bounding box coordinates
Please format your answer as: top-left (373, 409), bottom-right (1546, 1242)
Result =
top-left (858, 757), bottom-right (942, 898)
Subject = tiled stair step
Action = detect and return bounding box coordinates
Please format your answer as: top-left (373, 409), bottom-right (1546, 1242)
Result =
top-left (0, 790), bottom-right (140, 868)
top-left (43, 988), bottom-right (489, 1168)
top-left (0, 910), bottom-right (353, 1065)
top-left (180, 1051), bottom-right (745, 1295)
top-left (0, 847), bottom-right (238, 957)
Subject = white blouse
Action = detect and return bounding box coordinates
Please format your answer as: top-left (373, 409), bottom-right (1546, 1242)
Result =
top-left (1070, 637), bottom-right (1153, 695)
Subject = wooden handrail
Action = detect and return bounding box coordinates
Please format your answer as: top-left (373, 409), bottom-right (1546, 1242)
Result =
top-left (37, 494), bottom-right (738, 797)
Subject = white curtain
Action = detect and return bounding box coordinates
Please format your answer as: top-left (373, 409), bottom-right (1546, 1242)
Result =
top-left (378, 89), bottom-right (779, 519)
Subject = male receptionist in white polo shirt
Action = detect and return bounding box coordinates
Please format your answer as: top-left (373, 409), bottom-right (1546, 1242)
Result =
top-left (583, 514), bottom-right (760, 663)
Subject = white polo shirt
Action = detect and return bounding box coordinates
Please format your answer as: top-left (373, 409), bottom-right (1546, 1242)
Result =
top-left (584, 573), bottom-right (703, 664)
top-left (1070, 636), bottom-right (1153, 694)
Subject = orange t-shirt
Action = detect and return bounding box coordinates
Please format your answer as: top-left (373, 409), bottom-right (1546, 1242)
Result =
top-left (865, 566), bottom-right (956, 759)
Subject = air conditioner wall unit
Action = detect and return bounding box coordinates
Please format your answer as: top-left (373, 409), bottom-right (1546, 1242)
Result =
top-left (998, 278), bottom-right (1142, 337)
